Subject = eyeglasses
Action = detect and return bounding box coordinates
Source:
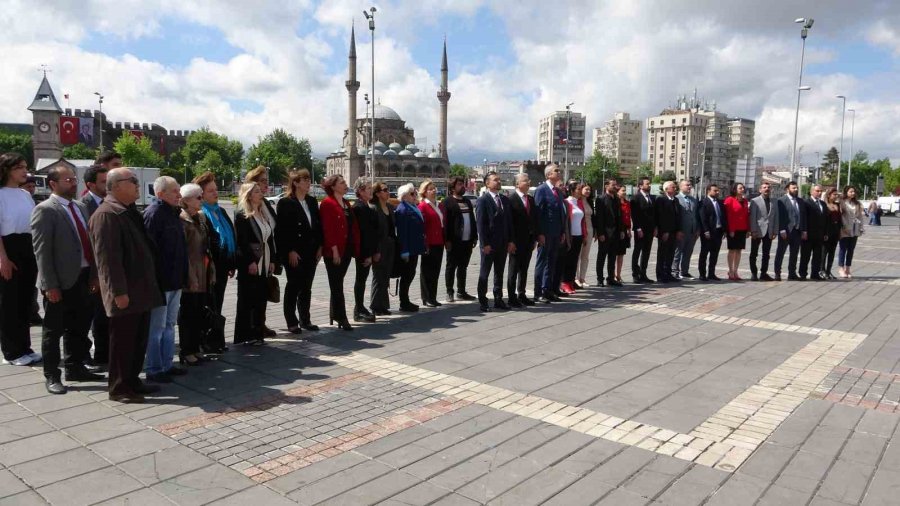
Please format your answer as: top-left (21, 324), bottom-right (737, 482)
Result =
top-left (120, 176), bottom-right (138, 185)
top-left (59, 177), bottom-right (77, 183)
top-left (298, 176), bottom-right (311, 181)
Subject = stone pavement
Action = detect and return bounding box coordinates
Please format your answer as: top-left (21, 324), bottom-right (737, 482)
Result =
top-left (2, 217), bottom-right (899, 505)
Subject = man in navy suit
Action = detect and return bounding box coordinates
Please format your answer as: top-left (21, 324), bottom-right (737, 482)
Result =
top-left (630, 177), bottom-right (656, 283)
top-left (476, 172), bottom-right (515, 312)
top-left (698, 183), bottom-right (728, 281)
top-left (533, 164), bottom-right (566, 303)
top-left (507, 173), bottom-right (540, 307)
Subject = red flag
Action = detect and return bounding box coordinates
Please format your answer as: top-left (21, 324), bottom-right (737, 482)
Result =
top-left (64, 93), bottom-right (69, 99)
top-left (59, 116), bottom-right (79, 145)
top-left (129, 130), bottom-right (144, 140)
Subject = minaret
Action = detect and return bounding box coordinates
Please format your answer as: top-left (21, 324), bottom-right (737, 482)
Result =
top-left (346, 25), bottom-right (360, 158)
top-left (437, 38), bottom-right (451, 159)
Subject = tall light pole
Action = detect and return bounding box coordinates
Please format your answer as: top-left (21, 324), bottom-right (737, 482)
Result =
top-left (363, 6), bottom-right (377, 183)
top-left (847, 108), bottom-right (856, 188)
top-left (790, 17), bottom-right (813, 176)
top-left (564, 102), bottom-right (574, 181)
top-left (836, 95), bottom-right (846, 190)
top-left (364, 93), bottom-right (372, 182)
top-left (93, 92), bottom-right (104, 150)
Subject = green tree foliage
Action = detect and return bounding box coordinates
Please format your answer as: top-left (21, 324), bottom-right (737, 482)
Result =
top-left (819, 146), bottom-right (840, 184)
top-left (62, 143), bottom-right (98, 161)
top-left (633, 161), bottom-right (654, 184)
top-left (246, 129), bottom-right (312, 185)
top-left (449, 163), bottom-right (470, 178)
top-left (311, 158), bottom-right (326, 182)
top-left (170, 127), bottom-right (243, 186)
top-left (576, 150), bottom-right (620, 187)
top-left (0, 128), bottom-right (33, 168)
top-left (112, 133), bottom-right (165, 168)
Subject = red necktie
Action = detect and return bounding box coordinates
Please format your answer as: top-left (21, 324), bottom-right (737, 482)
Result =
top-left (523, 195), bottom-right (529, 215)
top-left (68, 202), bottom-right (94, 266)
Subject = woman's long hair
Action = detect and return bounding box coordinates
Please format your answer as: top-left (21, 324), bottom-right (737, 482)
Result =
top-left (237, 182), bottom-right (260, 217)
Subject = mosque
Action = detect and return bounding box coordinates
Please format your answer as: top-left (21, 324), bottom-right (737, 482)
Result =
top-left (325, 27), bottom-right (451, 191)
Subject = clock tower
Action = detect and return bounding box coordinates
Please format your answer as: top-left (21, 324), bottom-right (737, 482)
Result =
top-left (27, 74), bottom-right (63, 164)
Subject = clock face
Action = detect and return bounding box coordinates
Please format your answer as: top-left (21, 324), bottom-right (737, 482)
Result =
top-left (38, 122), bottom-right (50, 133)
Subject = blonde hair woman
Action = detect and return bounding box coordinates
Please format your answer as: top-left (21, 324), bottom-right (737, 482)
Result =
top-left (233, 183), bottom-right (276, 344)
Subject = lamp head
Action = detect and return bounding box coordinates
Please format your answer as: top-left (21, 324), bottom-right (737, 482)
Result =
top-left (799, 86), bottom-right (811, 91)
top-left (794, 18), bottom-right (806, 23)
top-left (836, 95), bottom-right (845, 99)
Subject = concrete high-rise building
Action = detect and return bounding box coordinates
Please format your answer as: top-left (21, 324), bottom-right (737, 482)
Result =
top-left (594, 112), bottom-right (642, 173)
top-left (735, 156), bottom-right (764, 192)
top-left (646, 104), bottom-right (708, 183)
top-left (537, 110), bottom-right (586, 167)
top-left (698, 108), bottom-right (731, 189)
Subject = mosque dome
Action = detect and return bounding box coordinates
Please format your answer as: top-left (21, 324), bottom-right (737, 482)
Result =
top-left (383, 149), bottom-right (398, 158)
top-left (398, 149), bottom-right (413, 156)
top-left (359, 104), bottom-right (403, 121)
top-left (389, 142), bottom-right (403, 151)
top-left (374, 141), bottom-right (388, 150)
top-left (405, 144), bottom-right (419, 153)
top-left (358, 148), bottom-right (368, 156)
top-left (414, 151), bottom-right (427, 158)
top-left (428, 151), bottom-right (441, 159)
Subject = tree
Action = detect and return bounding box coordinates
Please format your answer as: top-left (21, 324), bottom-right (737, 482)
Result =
top-left (819, 147), bottom-right (839, 184)
top-left (246, 128), bottom-right (312, 185)
top-left (633, 161), bottom-right (654, 185)
top-left (113, 133), bottom-right (165, 168)
top-left (449, 163), bottom-right (469, 178)
top-left (576, 150), bottom-right (620, 187)
top-left (170, 127), bottom-right (243, 186)
top-left (62, 143), bottom-right (98, 161)
top-left (311, 158), bottom-right (326, 183)
top-left (0, 128), bottom-right (33, 168)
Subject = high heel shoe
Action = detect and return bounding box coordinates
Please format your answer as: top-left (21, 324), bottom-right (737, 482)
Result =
top-left (179, 355), bottom-right (200, 366)
top-left (332, 318), bottom-right (354, 331)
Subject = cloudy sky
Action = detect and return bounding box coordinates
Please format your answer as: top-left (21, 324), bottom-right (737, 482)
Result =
top-left (2, 0), bottom-right (898, 166)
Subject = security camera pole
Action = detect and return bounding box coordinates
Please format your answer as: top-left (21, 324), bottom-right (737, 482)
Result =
top-left (789, 17), bottom-right (813, 177)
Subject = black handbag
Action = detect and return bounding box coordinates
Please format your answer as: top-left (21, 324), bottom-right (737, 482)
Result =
top-left (267, 275), bottom-right (281, 303)
top-left (203, 305), bottom-right (226, 336)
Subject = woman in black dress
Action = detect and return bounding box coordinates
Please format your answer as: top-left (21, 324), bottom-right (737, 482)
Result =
top-left (234, 183), bottom-right (276, 345)
top-left (369, 182), bottom-right (396, 315)
top-left (275, 169), bottom-right (322, 334)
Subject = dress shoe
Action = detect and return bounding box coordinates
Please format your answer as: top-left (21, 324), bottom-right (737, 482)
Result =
top-left (166, 366), bottom-right (188, 376)
top-left (287, 325), bottom-right (303, 335)
top-left (262, 326), bottom-right (277, 337)
top-left (422, 300), bottom-right (438, 308)
top-left (84, 363), bottom-right (104, 373)
top-left (774, 274), bottom-right (782, 281)
top-left (65, 369), bottom-right (104, 382)
top-left (399, 302), bottom-right (420, 312)
top-left (787, 275), bottom-right (800, 281)
top-left (555, 290), bottom-right (569, 298)
top-left (682, 273), bottom-right (694, 279)
top-left (751, 274), bottom-right (759, 281)
top-left (457, 292), bottom-right (477, 301)
top-left (494, 300), bottom-right (510, 311)
top-left (479, 304), bottom-right (492, 312)
top-left (608, 279), bottom-right (623, 287)
top-left (759, 274), bottom-right (774, 281)
top-left (134, 382), bottom-right (161, 394)
top-left (446, 293), bottom-right (456, 303)
top-left (519, 295), bottom-right (535, 306)
top-left (430, 300), bottom-right (443, 307)
top-left (708, 275), bottom-right (722, 281)
top-left (632, 276), bottom-right (645, 284)
top-left (371, 308), bottom-right (392, 316)
top-left (810, 275), bottom-right (824, 281)
top-left (301, 323), bottom-right (320, 331)
top-left (643, 277), bottom-right (656, 284)
top-left (538, 296), bottom-right (553, 304)
top-left (508, 299), bottom-right (523, 309)
top-left (353, 310), bottom-right (376, 322)
top-left (46, 377), bottom-right (67, 395)
top-left (146, 372), bottom-right (173, 383)
top-left (109, 393), bottom-right (145, 404)
top-left (699, 275), bottom-right (708, 281)
top-left (547, 293), bottom-right (562, 302)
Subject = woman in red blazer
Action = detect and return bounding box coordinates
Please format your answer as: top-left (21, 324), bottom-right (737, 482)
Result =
top-left (417, 180), bottom-right (445, 307)
top-left (723, 183), bottom-right (750, 281)
top-left (319, 174), bottom-right (354, 330)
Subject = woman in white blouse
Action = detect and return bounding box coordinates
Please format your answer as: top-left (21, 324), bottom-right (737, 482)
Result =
top-left (576, 183), bottom-right (595, 287)
top-left (561, 181), bottom-right (586, 294)
top-left (233, 183), bottom-right (276, 345)
top-left (0, 153), bottom-right (41, 366)
top-left (838, 185), bottom-right (864, 279)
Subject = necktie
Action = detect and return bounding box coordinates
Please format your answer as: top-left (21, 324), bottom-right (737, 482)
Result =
top-left (68, 202), bottom-right (94, 265)
top-left (713, 199), bottom-right (721, 227)
top-left (552, 187), bottom-right (559, 198)
top-left (494, 194), bottom-right (502, 211)
top-left (523, 195), bottom-right (529, 214)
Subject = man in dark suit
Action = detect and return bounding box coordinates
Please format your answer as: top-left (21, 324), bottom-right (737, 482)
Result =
top-left (593, 179), bottom-right (623, 286)
top-left (476, 172), bottom-right (515, 312)
top-left (654, 181), bottom-right (683, 283)
top-left (442, 176), bottom-right (478, 302)
top-left (800, 184), bottom-right (827, 280)
top-left (507, 173), bottom-right (540, 307)
top-left (31, 166), bottom-right (104, 394)
top-left (81, 164), bottom-right (109, 369)
top-left (698, 183), bottom-right (727, 281)
top-left (89, 168), bottom-right (164, 403)
top-left (774, 181), bottom-right (807, 281)
top-left (533, 164), bottom-right (566, 302)
top-left (630, 177), bottom-right (656, 283)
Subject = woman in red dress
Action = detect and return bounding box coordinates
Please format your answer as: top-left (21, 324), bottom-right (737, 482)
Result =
top-left (319, 174), bottom-right (354, 331)
top-left (723, 183), bottom-right (750, 280)
top-left (417, 180), bottom-right (445, 307)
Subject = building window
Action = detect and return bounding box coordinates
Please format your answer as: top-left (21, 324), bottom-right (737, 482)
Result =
top-left (670, 162), bottom-right (675, 167)
top-left (681, 144), bottom-right (685, 149)
top-left (659, 161), bottom-right (663, 167)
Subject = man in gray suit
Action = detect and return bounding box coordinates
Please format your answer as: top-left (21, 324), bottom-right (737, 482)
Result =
top-left (673, 180), bottom-right (701, 279)
top-left (749, 182), bottom-right (778, 281)
top-left (31, 166), bottom-right (104, 394)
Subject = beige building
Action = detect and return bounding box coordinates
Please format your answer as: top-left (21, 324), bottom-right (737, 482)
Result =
top-left (646, 107), bottom-right (708, 182)
top-left (537, 110), bottom-right (586, 166)
top-left (698, 108), bottom-right (731, 189)
top-left (594, 112), bottom-right (642, 172)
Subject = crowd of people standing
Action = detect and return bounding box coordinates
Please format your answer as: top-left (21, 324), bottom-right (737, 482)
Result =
top-left (0, 152), bottom-right (872, 401)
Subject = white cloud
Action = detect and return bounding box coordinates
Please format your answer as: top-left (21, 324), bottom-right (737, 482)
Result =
top-left (1, 0), bottom-right (898, 167)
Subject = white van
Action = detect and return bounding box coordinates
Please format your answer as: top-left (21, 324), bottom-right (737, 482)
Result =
top-left (877, 196), bottom-right (900, 215)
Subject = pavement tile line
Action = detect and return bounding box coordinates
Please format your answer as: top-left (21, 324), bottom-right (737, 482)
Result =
top-left (320, 352), bottom-right (726, 470)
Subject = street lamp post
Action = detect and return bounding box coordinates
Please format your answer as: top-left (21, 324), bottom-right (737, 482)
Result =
top-left (564, 102), bottom-right (574, 181)
top-left (836, 95), bottom-right (846, 190)
top-left (363, 6), bottom-right (377, 183)
top-left (93, 92), bottom-right (104, 150)
top-left (847, 108), bottom-right (856, 188)
top-left (364, 93), bottom-right (372, 182)
top-left (790, 17), bottom-right (814, 176)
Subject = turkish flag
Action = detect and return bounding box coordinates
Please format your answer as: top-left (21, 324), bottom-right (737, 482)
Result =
top-left (60, 116), bottom-right (79, 145)
top-left (129, 130), bottom-right (143, 140)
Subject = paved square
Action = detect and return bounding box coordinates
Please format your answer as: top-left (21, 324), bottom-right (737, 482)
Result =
top-left (1, 216), bottom-right (898, 504)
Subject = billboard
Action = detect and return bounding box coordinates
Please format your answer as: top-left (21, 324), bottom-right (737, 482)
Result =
top-left (78, 121), bottom-right (94, 146)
